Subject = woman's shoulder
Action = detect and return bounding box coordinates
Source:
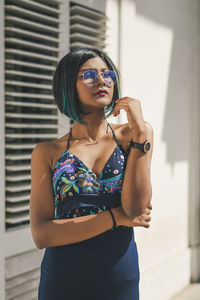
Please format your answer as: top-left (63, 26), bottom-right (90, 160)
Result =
top-left (110, 121), bottom-right (153, 138)
top-left (31, 133), bottom-right (70, 169)
top-left (109, 122), bottom-right (131, 153)
top-left (109, 122), bottom-right (129, 134)
top-left (32, 134), bottom-right (69, 153)
top-left (110, 121), bottom-right (153, 153)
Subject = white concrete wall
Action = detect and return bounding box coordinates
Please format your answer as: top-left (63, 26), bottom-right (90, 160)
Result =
top-left (106, 0), bottom-right (200, 299)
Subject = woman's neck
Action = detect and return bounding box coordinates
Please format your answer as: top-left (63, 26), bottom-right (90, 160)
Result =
top-left (71, 119), bottom-right (109, 142)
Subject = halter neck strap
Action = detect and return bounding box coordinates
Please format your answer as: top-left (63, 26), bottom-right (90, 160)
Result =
top-left (66, 122), bottom-right (120, 150)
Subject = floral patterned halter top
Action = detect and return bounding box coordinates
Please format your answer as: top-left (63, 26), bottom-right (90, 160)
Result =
top-left (53, 123), bottom-right (129, 225)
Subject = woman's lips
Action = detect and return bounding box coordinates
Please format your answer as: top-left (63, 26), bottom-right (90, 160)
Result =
top-left (95, 90), bottom-right (109, 96)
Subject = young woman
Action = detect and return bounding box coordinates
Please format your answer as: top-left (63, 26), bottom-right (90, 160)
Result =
top-left (30, 47), bottom-right (154, 300)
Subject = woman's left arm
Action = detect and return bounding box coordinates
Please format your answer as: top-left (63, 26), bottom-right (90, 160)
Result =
top-left (113, 97), bottom-right (154, 218)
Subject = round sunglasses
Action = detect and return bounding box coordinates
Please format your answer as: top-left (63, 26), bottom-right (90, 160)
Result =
top-left (79, 70), bottom-right (117, 87)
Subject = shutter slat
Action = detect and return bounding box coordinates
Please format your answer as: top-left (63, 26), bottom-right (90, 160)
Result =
top-left (5, 26), bottom-right (59, 42)
top-left (6, 123), bottom-right (58, 129)
top-left (5, 5), bottom-right (60, 24)
top-left (6, 175), bottom-right (31, 181)
top-left (5, 16), bottom-right (60, 33)
top-left (5, 38), bottom-right (59, 52)
top-left (70, 5), bottom-right (107, 21)
top-left (6, 143), bottom-right (36, 149)
top-left (5, 59), bottom-right (56, 70)
top-left (70, 41), bottom-right (100, 49)
top-left (6, 101), bottom-right (56, 109)
top-left (6, 154), bottom-right (31, 160)
top-left (6, 214), bottom-right (30, 224)
top-left (5, 92), bottom-right (54, 99)
top-left (70, 15), bottom-right (107, 29)
top-left (5, 81), bottom-right (52, 89)
top-left (6, 268), bottom-right (40, 290)
top-left (10, 0), bottom-right (61, 14)
top-left (5, 113), bottom-right (57, 119)
top-left (7, 194), bottom-right (30, 203)
top-left (5, 70), bottom-right (52, 80)
top-left (6, 133), bottom-right (58, 138)
top-left (6, 49), bottom-right (58, 62)
top-left (70, 32), bottom-right (105, 46)
top-left (70, 23), bottom-right (106, 37)
top-left (6, 165), bottom-right (31, 172)
top-left (6, 184), bottom-right (31, 192)
top-left (6, 203), bottom-right (29, 213)
top-left (37, 0), bottom-right (62, 3)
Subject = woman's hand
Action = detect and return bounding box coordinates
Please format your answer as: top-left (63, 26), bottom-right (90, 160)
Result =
top-left (132, 203), bottom-right (152, 228)
top-left (113, 203), bottom-right (152, 228)
top-left (113, 97), bottom-right (146, 137)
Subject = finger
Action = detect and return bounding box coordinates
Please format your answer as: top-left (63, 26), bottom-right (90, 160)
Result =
top-left (145, 215), bottom-right (151, 222)
top-left (113, 103), bottom-right (129, 116)
top-left (143, 208), bottom-right (151, 215)
top-left (113, 103), bottom-right (129, 113)
top-left (148, 203), bottom-right (153, 210)
top-left (115, 99), bottom-right (132, 104)
top-left (143, 222), bottom-right (150, 228)
top-left (114, 101), bottom-right (131, 108)
top-left (146, 211), bottom-right (150, 216)
top-left (115, 97), bottom-right (131, 102)
top-left (115, 97), bottom-right (138, 102)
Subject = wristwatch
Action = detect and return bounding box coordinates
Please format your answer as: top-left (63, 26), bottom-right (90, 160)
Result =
top-left (130, 140), bottom-right (151, 153)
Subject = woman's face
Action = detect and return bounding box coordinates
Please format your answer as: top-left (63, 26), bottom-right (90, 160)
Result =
top-left (76, 56), bottom-right (114, 114)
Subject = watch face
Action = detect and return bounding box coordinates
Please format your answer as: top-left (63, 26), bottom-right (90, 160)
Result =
top-left (144, 141), bottom-right (151, 152)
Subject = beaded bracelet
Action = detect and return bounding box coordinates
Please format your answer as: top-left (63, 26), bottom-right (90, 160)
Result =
top-left (108, 208), bottom-right (118, 229)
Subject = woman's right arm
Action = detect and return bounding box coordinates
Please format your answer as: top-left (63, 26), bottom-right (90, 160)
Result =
top-left (30, 143), bottom-right (125, 249)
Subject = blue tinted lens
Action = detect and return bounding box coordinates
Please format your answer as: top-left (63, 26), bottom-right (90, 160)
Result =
top-left (103, 71), bottom-right (117, 84)
top-left (82, 70), bottom-right (98, 86)
top-left (83, 70), bottom-right (98, 80)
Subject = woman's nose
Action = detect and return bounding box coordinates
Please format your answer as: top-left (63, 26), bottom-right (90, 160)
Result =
top-left (95, 73), bottom-right (105, 86)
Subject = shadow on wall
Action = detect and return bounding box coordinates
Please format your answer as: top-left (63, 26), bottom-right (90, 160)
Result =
top-left (135, 0), bottom-right (200, 167)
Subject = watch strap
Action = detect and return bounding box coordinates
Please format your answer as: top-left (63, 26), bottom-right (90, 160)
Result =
top-left (130, 140), bottom-right (150, 153)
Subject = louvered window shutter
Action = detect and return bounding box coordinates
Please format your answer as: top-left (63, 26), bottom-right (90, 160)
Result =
top-left (4, 0), bottom-right (107, 230)
top-left (70, 2), bottom-right (107, 50)
top-left (5, 0), bottom-right (60, 229)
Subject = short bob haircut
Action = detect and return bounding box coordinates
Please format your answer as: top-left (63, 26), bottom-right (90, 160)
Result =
top-left (52, 47), bottom-right (121, 125)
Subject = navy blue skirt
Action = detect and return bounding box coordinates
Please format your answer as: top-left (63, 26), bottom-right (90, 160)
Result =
top-left (38, 226), bottom-right (140, 300)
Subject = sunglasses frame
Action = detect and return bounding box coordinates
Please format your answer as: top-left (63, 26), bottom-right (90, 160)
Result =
top-left (80, 69), bottom-right (117, 87)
